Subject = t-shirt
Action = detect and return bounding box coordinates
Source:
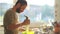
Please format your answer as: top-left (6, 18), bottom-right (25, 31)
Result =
top-left (3, 8), bottom-right (19, 34)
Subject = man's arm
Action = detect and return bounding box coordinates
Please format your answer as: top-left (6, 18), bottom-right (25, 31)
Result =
top-left (7, 13), bottom-right (30, 30)
top-left (7, 19), bottom-right (30, 30)
top-left (6, 11), bottom-right (23, 30)
top-left (7, 23), bottom-right (23, 30)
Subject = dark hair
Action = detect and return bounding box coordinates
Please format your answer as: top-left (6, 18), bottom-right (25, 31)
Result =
top-left (15, 0), bottom-right (27, 6)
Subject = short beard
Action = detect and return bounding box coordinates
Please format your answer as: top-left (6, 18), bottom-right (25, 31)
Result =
top-left (16, 8), bottom-right (20, 13)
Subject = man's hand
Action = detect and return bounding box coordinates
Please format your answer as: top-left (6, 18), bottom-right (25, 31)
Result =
top-left (23, 19), bottom-right (30, 25)
top-left (22, 16), bottom-right (30, 25)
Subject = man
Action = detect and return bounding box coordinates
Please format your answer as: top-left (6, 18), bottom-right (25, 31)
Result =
top-left (3, 0), bottom-right (30, 34)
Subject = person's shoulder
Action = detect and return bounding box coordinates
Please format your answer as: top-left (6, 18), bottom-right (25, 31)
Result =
top-left (7, 8), bottom-right (12, 12)
top-left (6, 8), bottom-right (13, 13)
top-left (4, 8), bottom-right (13, 15)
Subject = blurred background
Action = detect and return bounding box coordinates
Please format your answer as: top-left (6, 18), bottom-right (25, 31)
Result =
top-left (0, 0), bottom-right (55, 26)
top-left (0, 0), bottom-right (57, 34)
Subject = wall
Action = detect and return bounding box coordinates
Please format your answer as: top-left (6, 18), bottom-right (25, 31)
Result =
top-left (55, 0), bottom-right (60, 22)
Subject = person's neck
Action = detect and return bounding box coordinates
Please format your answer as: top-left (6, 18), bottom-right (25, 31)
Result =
top-left (12, 6), bottom-right (16, 12)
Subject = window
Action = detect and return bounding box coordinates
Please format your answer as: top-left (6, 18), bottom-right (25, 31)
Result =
top-left (20, 0), bottom-right (55, 26)
top-left (0, 0), bottom-right (13, 25)
top-left (0, 0), bottom-right (55, 26)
